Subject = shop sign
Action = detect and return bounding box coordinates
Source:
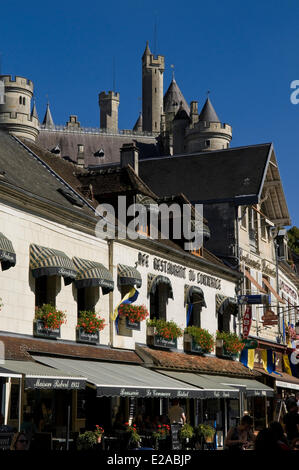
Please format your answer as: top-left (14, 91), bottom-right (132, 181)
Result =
top-left (25, 377), bottom-right (86, 390)
top-left (261, 310), bottom-right (278, 326)
top-left (96, 387), bottom-right (198, 398)
top-left (238, 294), bottom-right (270, 305)
top-left (76, 328), bottom-right (99, 345)
top-left (136, 252), bottom-right (221, 290)
top-left (242, 306), bottom-right (252, 339)
top-left (33, 320), bottom-right (60, 340)
top-left (240, 253), bottom-right (276, 277)
top-left (279, 280), bottom-right (297, 300)
top-left (242, 339), bottom-right (258, 349)
top-left (154, 335), bottom-right (177, 349)
top-left (125, 317), bottom-right (140, 330)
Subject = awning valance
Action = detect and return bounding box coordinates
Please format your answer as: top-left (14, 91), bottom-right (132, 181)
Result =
top-left (73, 257), bottom-right (114, 294)
top-left (1, 360), bottom-right (86, 390)
top-left (117, 264), bottom-right (142, 288)
top-left (0, 233), bottom-right (16, 271)
top-left (32, 356), bottom-right (202, 398)
top-left (30, 244), bottom-right (77, 285)
top-left (158, 370), bottom-right (239, 399)
top-left (185, 285), bottom-right (207, 308)
top-left (148, 274), bottom-right (174, 299)
top-left (219, 376), bottom-right (274, 397)
top-left (216, 294), bottom-right (238, 316)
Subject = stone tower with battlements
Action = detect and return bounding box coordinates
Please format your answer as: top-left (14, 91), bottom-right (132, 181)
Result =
top-left (99, 91), bottom-right (120, 132)
top-left (142, 41), bottom-right (164, 133)
top-left (0, 75), bottom-right (39, 141)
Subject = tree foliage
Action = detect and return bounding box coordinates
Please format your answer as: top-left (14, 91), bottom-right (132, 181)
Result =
top-left (288, 226), bottom-right (299, 255)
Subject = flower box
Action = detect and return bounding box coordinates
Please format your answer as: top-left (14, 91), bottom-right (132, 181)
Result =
top-left (76, 327), bottom-right (99, 345)
top-left (215, 333), bottom-right (243, 361)
top-left (125, 317), bottom-right (140, 331)
top-left (147, 326), bottom-right (177, 349)
top-left (184, 333), bottom-right (204, 354)
top-left (33, 319), bottom-right (60, 340)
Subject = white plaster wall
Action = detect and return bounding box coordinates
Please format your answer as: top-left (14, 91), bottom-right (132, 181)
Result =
top-left (112, 243), bottom-right (237, 351)
top-left (0, 202), bottom-right (110, 343)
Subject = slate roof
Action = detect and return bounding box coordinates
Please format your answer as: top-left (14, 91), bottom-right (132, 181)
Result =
top-left (164, 79), bottom-right (190, 115)
top-left (139, 143), bottom-right (273, 203)
top-left (198, 97), bottom-right (220, 123)
top-left (0, 131), bottom-right (95, 218)
top-left (36, 130), bottom-right (161, 166)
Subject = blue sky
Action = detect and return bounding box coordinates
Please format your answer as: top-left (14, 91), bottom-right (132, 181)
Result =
top-left (1, 0), bottom-right (299, 226)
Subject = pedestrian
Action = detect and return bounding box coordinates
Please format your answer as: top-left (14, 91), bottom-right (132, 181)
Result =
top-left (282, 398), bottom-right (299, 444)
top-left (269, 421), bottom-right (290, 450)
top-left (254, 428), bottom-right (281, 451)
top-left (167, 399), bottom-right (186, 425)
top-left (224, 415), bottom-right (254, 451)
top-left (10, 432), bottom-right (29, 450)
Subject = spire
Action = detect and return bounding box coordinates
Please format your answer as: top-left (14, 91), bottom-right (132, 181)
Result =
top-left (42, 102), bottom-right (54, 128)
top-left (198, 97), bottom-right (220, 123)
top-left (133, 113), bottom-right (143, 132)
top-left (31, 101), bottom-right (39, 122)
top-left (143, 40), bottom-right (151, 58)
top-left (164, 78), bottom-right (190, 115)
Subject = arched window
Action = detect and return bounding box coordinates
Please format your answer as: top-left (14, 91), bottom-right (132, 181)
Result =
top-left (19, 96), bottom-right (22, 105)
top-left (23, 97), bottom-right (26, 105)
top-left (148, 274), bottom-right (173, 321)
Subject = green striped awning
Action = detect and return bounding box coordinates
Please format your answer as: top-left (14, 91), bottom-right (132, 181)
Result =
top-left (148, 273), bottom-right (174, 299)
top-left (216, 294), bottom-right (238, 316)
top-left (73, 257), bottom-right (114, 294)
top-left (185, 285), bottom-right (207, 307)
top-left (30, 244), bottom-right (77, 285)
top-left (117, 264), bottom-right (142, 288)
top-left (0, 233), bottom-right (16, 270)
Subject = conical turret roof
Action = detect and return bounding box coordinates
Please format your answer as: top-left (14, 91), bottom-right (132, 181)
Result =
top-left (142, 41), bottom-right (151, 58)
top-left (31, 102), bottom-right (39, 122)
top-left (164, 79), bottom-right (189, 115)
top-left (42, 102), bottom-right (54, 128)
top-left (133, 113), bottom-right (143, 132)
top-left (198, 97), bottom-right (220, 123)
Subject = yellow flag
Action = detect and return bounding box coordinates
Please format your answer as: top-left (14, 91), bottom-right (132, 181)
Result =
top-left (283, 354), bottom-right (292, 376)
top-left (261, 350), bottom-right (268, 374)
top-left (110, 287), bottom-right (137, 321)
top-left (247, 349), bottom-right (255, 370)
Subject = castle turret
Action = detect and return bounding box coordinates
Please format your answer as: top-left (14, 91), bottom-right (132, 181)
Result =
top-left (42, 102), bottom-right (54, 129)
top-left (99, 91), bottom-right (120, 132)
top-left (142, 41), bottom-right (164, 133)
top-left (184, 97), bottom-right (232, 153)
top-left (0, 75), bottom-right (39, 141)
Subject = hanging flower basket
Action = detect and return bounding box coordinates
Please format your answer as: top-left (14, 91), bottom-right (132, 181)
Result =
top-left (34, 304), bottom-right (66, 339)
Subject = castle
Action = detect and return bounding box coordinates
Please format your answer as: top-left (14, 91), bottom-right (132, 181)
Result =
top-left (0, 41), bottom-right (232, 164)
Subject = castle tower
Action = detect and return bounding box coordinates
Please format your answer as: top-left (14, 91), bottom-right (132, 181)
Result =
top-left (184, 97), bottom-right (232, 153)
top-left (0, 75), bottom-right (39, 141)
top-left (99, 91), bottom-right (120, 132)
top-left (142, 41), bottom-right (164, 133)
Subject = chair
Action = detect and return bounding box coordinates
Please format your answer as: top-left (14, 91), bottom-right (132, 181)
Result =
top-left (0, 432), bottom-right (14, 450)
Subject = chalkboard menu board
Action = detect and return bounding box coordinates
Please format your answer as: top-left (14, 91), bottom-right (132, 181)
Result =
top-left (170, 424), bottom-right (182, 450)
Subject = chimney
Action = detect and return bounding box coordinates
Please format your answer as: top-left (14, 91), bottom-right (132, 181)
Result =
top-left (77, 144), bottom-right (85, 167)
top-left (190, 101), bottom-right (198, 125)
top-left (120, 142), bottom-right (139, 174)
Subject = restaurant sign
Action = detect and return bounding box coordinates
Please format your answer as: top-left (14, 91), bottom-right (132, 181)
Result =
top-left (97, 387), bottom-right (201, 399)
top-left (25, 377), bottom-right (86, 390)
top-left (137, 252), bottom-right (221, 290)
